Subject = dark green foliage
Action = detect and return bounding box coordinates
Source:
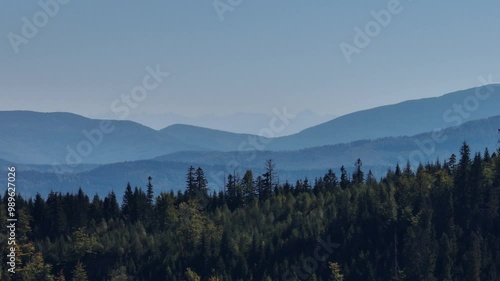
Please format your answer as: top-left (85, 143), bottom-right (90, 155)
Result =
top-left (1, 145), bottom-right (499, 280)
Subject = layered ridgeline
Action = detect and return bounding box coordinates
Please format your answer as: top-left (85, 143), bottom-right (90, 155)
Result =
top-left (157, 115), bottom-right (500, 169)
top-left (1, 84), bottom-right (499, 164)
top-left (12, 115), bottom-right (500, 198)
top-left (268, 84), bottom-right (500, 150)
top-left (0, 111), bottom-right (258, 164)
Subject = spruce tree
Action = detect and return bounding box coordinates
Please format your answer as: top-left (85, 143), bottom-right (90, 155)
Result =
top-left (195, 167), bottom-right (209, 198)
top-left (122, 183), bottom-right (133, 216)
top-left (352, 158), bottom-right (364, 185)
top-left (71, 262), bottom-right (88, 281)
top-left (186, 166), bottom-right (196, 197)
top-left (146, 176), bottom-right (154, 207)
top-left (323, 169), bottom-right (338, 190)
top-left (340, 166), bottom-right (350, 189)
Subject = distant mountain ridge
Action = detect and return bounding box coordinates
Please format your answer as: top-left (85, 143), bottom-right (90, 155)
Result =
top-left (156, 114), bottom-right (500, 170)
top-left (0, 111), bottom-right (263, 164)
top-left (0, 111), bottom-right (189, 164)
top-left (1, 84), bottom-right (499, 164)
top-left (126, 110), bottom-right (336, 136)
top-left (13, 114), bottom-right (500, 198)
top-left (159, 124), bottom-right (260, 151)
top-left (268, 84), bottom-right (500, 150)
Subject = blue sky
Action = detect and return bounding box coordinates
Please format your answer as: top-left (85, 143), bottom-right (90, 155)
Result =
top-left (1, 0), bottom-right (499, 122)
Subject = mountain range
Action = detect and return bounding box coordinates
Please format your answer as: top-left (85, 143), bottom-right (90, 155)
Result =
top-left (7, 114), bottom-right (499, 198)
top-left (1, 84), bottom-right (499, 166)
top-left (1, 84), bottom-right (499, 198)
top-left (268, 84), bottom-right (500, 150)
top-left (113, 110), bottom-right (336, 136)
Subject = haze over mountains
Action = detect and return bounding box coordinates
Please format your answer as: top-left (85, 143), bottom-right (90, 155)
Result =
top-left (113, 110), bottom-right (336, 137)
top-left (1, 84), bottom-right (498, 165)
top-left (1, 84), bottom-right (499, 197)
top-left (157, 115), bottom-right (500, 169)
top-left (9, 114), bottom-right (500, 198)
top-left (268, 84), bottom-right (500, 150)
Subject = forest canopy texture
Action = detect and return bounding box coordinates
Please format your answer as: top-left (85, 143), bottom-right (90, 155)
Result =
top-left (1, 142), bottom-right (499, 281)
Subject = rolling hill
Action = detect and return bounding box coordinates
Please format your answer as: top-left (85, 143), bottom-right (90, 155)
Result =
top-left (157, 115), bottom-right (500, 170)
top-left (1, 84), bottom-right (499, 165)
top-left (13, 115), bottom-right (500, 198)
top-left (0, 111), bottom-right (261, 164)
top-left (269, 84), bottom-right (500, 150)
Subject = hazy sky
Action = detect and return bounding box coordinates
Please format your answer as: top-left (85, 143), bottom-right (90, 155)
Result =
top-left (1, 0), bottom-right (499, 121)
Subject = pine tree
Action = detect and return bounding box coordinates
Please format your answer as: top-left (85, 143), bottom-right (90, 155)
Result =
top-left (340, 166), bottom-right (350, 189)
top-left (395, 163), bottom-right (402, 179)
top-left (352, 158), bottom-right (364, 185)
top-left (403, 161), bottom-right (413, 177)
top-left (146, 176), bottom-right (154, 207)
top-left (329, 262), bottom-right (344, 281)
top-left (255, 175), bottom-right (264, 199)
top-left (261, 159), bottom-right (277, 199)
top-left (366, 170), bottom-right (375, 185)
top-left (483, 147), bottom-right (491, 162)
top-left (186, 166), bottom-right (197, 197)
top-left (49, 193), bottom-right (68, 237)
top-left (323, 169), bottom-right (338, 190)
top-left (89, 194), bottom-right (103, 223)
top-left (71, 261), bottom-right (88, 281)
top-left (455, 142), bottom-right (472, 228)
top-left (242, 170), bottom-right (255, 205)
top-left (132, 187), bottom-right (148, 222)
top-left (122, 182), bottom-right (134, 220)
top-left (73, 188), bottom-right (89, 228)
top-left (449, 153), bottom-right (457, 171)
top-left (103, 191), bottom-right (120, 220)
top-left (32, 193), bottom-right (47, 238)
top-left (226, 173), bottom-right (237, 209)
top-left (195, 167), bottom-right (209, 207)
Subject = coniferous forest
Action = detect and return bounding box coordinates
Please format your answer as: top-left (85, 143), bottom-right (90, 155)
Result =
top-left (1, 142), bottom-right (499, 281)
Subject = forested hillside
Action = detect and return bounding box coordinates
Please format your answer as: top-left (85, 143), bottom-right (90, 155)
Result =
top-left (1, 143), bottom-right (499, 280)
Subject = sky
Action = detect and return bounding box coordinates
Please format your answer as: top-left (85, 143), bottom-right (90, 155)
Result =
top-left (1, 0), bottom-right (499, 129)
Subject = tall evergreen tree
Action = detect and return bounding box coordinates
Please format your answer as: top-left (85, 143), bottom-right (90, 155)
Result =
top-left (323, 169), bottom-right (338, 190)
top-left (226, 173), bottom-right (237, 209)
top-left (195, 167), bottom-right (209, 197)
top-left (352, 158), bottom-right (364, 185)
top-left (455, 142), bottom-right (472, 228)
top-left (147, 176), bottom-right (154, 207)
top-left (186, 166), bottom-right (197, 197)
top-left (261, 159), bottom-right (277, 199)
top-left (71, 261), bottom-right (88, 281)
top-left (122, 182), bottom-right (134, 220)
top-left (103, 191), bottom-right (120, 220)
top-left (340, 165), bottom-right (350, 189)
top-left (242, 170), bottom-right (255, 205)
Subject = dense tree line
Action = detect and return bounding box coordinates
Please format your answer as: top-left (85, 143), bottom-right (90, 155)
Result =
top-left (0, 143), bottom-right (499, 280)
